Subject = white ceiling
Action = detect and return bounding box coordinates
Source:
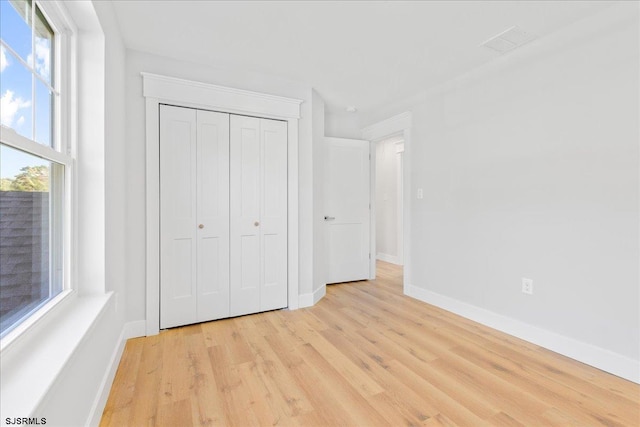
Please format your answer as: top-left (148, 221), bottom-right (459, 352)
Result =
top-left (111, 1), bottom-right (614, 116)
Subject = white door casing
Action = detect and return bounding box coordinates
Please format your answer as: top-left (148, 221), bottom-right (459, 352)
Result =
top-left (362, 112), bottom-right (413, 291)
top-left (396, 144), bottom-right (404, 265)
top-left (325, 137), bottom-right (371, 284)
top-left (373, 137), bottom-right (405, 266)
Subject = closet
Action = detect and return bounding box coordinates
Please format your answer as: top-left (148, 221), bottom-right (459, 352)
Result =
top-left (159, 105), bottom-right (288, 329)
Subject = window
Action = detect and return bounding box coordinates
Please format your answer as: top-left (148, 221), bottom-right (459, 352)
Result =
top-left (0, 0), bottom-right (71, 338)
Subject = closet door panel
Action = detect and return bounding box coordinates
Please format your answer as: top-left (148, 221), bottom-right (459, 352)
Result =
top-left (259, 118), bottom-right (288, 311)
top-left (162, 108), bottom-right (288, 327)
top-left (230, 115), bottom-right (261, 316)
top-left (196, 110), bottom-right (230, 322)
top-left (160, 105), bottom-right (198, 329)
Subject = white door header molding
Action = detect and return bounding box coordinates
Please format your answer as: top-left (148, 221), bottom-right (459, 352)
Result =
top-left (141, 72), bottom-right (303, 119)
top-left (362, 112), bottom-right (412, 141)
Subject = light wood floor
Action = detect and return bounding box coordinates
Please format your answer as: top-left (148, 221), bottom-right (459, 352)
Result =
top-left (101, 262), bottom-right (639, 426)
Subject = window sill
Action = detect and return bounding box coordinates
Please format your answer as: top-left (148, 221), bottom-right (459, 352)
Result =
top-left (1, 290), bottom-right (75, 353)
top-left (0, 292), bottom-right (113, 417)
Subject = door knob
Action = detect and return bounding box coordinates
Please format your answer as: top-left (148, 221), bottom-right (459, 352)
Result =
top-left (324, 216), bottom-right (335, 221)
top-left (198, 224), bottom-right (204, 229)
top-left (254, 221), bottom-right (260, 227)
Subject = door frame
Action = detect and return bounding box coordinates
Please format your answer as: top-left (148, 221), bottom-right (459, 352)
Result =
top-left (372, 135), bottom-right (404, 266)
top-left (362, 112), bottom-right (412, 290)
top-left (142, 73), bottom-right (302, 336)
top-left (396, 142), bottom-right (404, 265)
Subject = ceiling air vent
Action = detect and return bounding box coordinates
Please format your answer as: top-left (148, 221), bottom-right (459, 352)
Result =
top-left (481, 26), bottom-right (536, 54)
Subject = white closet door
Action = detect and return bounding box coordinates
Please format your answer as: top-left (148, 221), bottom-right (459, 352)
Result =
top-left (160, 106), bottom-right (230, 328)
top-left (161, 107), bottom-right (287, 327)
top-left (258, 118), bottom-right (288, 311)
top-left (196, 109), bottom-right (230, 321)
top-left (230, 115), bottom-right (288, 316)
top-left (160, 105), bottom-right (198, 328)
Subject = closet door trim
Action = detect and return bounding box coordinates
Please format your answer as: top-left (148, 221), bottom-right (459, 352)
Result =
top-left (143, 73), bottom-right (302, 336)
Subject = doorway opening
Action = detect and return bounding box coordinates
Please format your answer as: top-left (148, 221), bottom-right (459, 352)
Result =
top-left (374, 134), bottom-right (404, 267)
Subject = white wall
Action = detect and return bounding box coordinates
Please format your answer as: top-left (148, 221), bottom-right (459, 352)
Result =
top-left (325, 111), bottom-right (362, 139)
top-left (99, 0), bottom-right (128, 320)
top-left (375, 138), bottom-right (400, 263)
top-left (364, 4), bottom-right (639, 378)
top-left (124, 50), bottom-right (316, 320)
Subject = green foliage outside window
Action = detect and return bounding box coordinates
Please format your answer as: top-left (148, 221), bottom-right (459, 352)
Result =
top-left (0, 165), bottom-right (49, 191)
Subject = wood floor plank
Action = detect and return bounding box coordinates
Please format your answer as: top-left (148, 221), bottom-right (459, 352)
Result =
top-left (128, 334), bottom-right (163, 426)
top-left (449, 342), bottom-right (637, 426)
top-left (235, 361), bottom-right (293, 426)
top-left (423, 413), bottom-right (458, 427)
top-left (99, 338), bottom-right (144, 427)
top-left (488, 411), bottom-right (527, 427)
top-left (426, 356), bottom-right (553, 426)
top-left (263, 333), bottom-right (367, 426)
top-left (541, 407), bottom-right (583, 426)
top-left (319, 326), bottom-right (443, 424)
top-left (207, 345), bottom-right (261, 426)
top-left (183, 332), bottom-right (227, 426)
top-left (239, 323), bottom-right (315, 417)
top-left (158, 329), bottom-right (192, 405)
top-left (101, 337), bottom-right (144, 417)
top-left (101, 261), bottom-right (640, 427)
top-left (156, 399), bottom-right (192, 427)
top-left (292, 340), bottom-right (390, 426)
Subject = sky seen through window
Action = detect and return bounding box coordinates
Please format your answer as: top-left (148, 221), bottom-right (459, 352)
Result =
top-left (1, 0), bottom-right (53, 181)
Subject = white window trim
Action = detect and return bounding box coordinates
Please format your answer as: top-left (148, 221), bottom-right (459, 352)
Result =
top-left (141, 72), bottom-right (302, 336)
top-left (0, 0), bottom-right (77, 351)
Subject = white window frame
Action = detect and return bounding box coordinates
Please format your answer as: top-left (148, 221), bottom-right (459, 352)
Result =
top-left (0, 0), bottom-right (77, 349)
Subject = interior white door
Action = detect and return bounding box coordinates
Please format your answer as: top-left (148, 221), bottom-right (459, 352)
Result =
top-left (325, 137), bottom-right (371, 284)
top-left (160, 105), bottom-right (230, 328)
top-left (230, 115), bottom-right (288, 316)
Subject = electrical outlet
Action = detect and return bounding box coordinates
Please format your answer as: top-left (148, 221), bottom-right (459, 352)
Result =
top-left (522, 278), bottom-right (533, 295)
top-left (417, 188), bottom-right (424, 199)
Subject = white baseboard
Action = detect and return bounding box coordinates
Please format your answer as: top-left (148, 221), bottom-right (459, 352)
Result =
top-left (299, 285), bottom-right (326, 308)
top-left (87, 320), bottom-right (147, 426)
top-left (376, 253), bottom-right (402, 265)
top-left (123, 320), bottom-right (147, 340)
top-left (406, 284), bottom-right (640, 384)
